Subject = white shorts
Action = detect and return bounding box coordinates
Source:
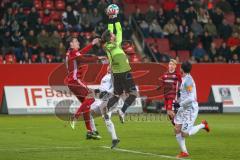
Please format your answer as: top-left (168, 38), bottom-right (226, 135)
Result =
top-left (174, 106), bottom-right (199, 133)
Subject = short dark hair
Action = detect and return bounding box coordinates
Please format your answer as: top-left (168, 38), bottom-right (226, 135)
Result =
top-left (69, 37), bottom-right (77, 43)
top-left (66, 37), bottom-right (78, 49)
top-left (101, 29), bottom-right (111, 43)
top-left (181, 61), bottom-right (192, 73)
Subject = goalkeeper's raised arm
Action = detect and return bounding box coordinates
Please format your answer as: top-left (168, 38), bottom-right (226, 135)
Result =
top-left (100, 4), bottom-right (137, 123)
top-left (101, 4), bottom-right (130, 74)
top-left (107, 18), bottom-right (122, 46)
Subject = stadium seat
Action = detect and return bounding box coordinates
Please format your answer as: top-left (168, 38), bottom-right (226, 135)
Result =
top-left (137, 0), bottom-right (148, 3)
top-left (144, 38), bottom-right (155, 44)
top-left (46, 54), bottom-right (54, 62)
top-left (38, 10), bottom-right (44, 18)
top-left (43, 0), bottom-right (54, 10)
top-left (55, 0), bottom-right (65, 10)
top-left (156, 38), bottom-right (170, 53)
top-left (148, 0), bottom-right (159, 5)
top-left (224, 12), bottom-right (235, 26)
top-left (137, 4), bottom-right (151, 13)
top-left (34, 0), bottom-right (42, 10)
top-left (57, 22), bottom-right (64, 31)
top-left (23, 8), bottom-right (31, 15)
top-left (122, 41), bottom-right (137, 55)
top-left (129, 54), bottom-right (141, 62)
top-left (51, 11), bottom-right (61, 21)
top-left (31, 54), bottom-right (38, 63)
top-left (123, 0), bottom-right (135, 4)
top-left (0, 55), bottom-right (3, 64)
top-left (5, 54), bottom-right (17, 64)
top-left (227, 37), bottom-right (240, 47)
top-left (125, 46), bottom-right (136, 55)
top-left (177, 50), bottom-right (190, 62)
top-left (213, 38), bottom-right (224, 49)
top-left (164, 50), bottom-right (176, 58)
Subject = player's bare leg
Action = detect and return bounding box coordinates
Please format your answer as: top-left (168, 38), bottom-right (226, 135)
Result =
top-left (167, 110), bottom-right (175, 126)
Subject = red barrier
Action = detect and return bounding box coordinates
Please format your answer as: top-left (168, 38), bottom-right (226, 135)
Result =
top-left (1, 63), bottom-right (240, 108)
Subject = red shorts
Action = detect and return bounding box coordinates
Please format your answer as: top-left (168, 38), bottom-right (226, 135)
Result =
top-left (67, 79), bottom-right (89, 102)
top-left (164, 99), bottom-right (175, 111)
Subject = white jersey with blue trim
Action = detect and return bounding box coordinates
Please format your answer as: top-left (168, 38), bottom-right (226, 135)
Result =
top-left (179, 74), bottom-right (198, 109)
top-left (99, 73), bottom-right (113, 93)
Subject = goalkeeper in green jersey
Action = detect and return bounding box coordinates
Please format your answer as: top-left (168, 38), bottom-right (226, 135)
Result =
top-left (101, 5), bottom-right (137, 123)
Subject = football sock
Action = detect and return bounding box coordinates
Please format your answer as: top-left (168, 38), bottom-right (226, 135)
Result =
top-left (90, 115), bottom-right (97, 132)
top-left (83, 109), bottom-right (92, 132)
top-left (107, 96), bottom-right (119, 110)
top-left (121, 94), bottom-right (136, 113)
top-left (176, 133), bottom-right (188, 153)
top-left (74, 98), bottom-right (95, 132)
top-left (105, 118), bottom-right (117, 140)
top-left (74, 98), bottom-right (94, 119)
top-left (189, 124), bottom-right (205, 136)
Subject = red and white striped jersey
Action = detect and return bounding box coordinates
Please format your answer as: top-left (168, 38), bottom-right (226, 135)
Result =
top-left (161, 71), bottom-right (182, 100)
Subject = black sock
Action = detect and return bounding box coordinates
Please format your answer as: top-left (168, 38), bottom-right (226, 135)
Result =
top-left (121, 94), bottom-right (136, 113)
top-left (107, 96), bottom-right (119, 110)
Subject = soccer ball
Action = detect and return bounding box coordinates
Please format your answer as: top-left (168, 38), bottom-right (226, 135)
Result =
top-left (106, 4), bottom-right (119, 16)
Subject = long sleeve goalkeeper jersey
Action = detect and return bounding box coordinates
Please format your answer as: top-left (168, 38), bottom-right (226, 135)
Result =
top-left (103, 19), bottom-right (131, 74)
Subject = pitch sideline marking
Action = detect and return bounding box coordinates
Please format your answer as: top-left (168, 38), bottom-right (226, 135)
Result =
top-left (0, 146), bottom-right (190, 160)
top-left (101, 146), bottom-right (191, 160)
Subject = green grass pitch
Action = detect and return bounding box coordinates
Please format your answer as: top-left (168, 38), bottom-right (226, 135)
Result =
top-left (0, 114), bottom-right (239, 160)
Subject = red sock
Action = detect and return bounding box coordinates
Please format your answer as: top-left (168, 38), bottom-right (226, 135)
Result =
top-left (83, 109), bottom-right (92, 132)
top-left (74, 98), bottom-right (94, 119)
top-left (74, 98), bottom-right (95, 132)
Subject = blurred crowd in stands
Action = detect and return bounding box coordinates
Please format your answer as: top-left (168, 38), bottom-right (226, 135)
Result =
top-left (0, 0), bottom-right (134, 64)
top-left (132, 0), bottom-right (240, 63)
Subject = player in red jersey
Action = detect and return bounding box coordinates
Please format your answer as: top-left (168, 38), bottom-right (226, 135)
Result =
top-left (160, 59), bottom-right (182, 125)
top-left (65, 37), bottom-right (101, 139)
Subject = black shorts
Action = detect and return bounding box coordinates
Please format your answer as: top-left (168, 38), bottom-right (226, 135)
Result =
top-left (112, 71), bottom-right (136, 95)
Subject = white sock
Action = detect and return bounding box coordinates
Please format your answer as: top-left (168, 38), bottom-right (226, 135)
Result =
top-left (188, 124), bottom-right (205, 136)
top-left (90, 115), bottom-right (97, 132)
top-left (176, 133), bottom-right (188, 153)
top-left (105, 119), bottom-right (117, 140)
top-left (108, 112), bottom-right (112, 119)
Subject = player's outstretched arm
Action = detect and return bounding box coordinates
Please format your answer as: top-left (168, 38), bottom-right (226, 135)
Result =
top-left (115, 21), bottom-right (122, 45)
top-left (107, 17), bottom-right (122, 45)
top-left (70, 38), bottom-right (100, 60)
top-left (80, 38), bottom-right (100, 55)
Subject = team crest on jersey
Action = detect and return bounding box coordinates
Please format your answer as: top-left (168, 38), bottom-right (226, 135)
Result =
top-left (186, 85), bottom-right (193, 92)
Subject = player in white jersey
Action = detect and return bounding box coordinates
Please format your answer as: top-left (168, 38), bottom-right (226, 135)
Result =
top-left (90, 66), bottom-right (120, 149)
top-left (174, 61), bottom-right (210, 158)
